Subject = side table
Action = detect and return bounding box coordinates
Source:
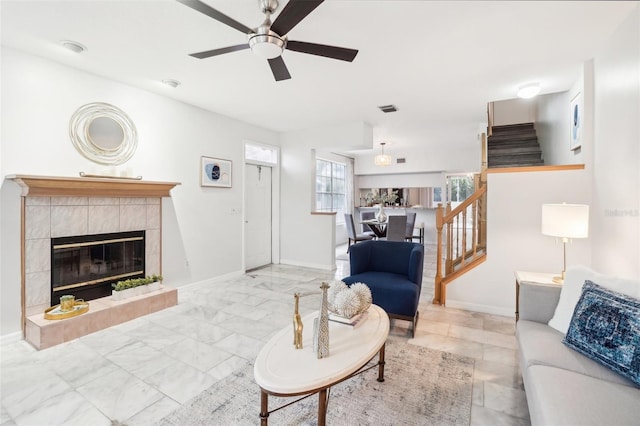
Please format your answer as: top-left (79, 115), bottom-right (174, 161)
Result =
top-left (514, 271), bottom-right (559, 321)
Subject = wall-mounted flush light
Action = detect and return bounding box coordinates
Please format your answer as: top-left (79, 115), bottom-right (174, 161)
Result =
top-left (517, 83), bottom-right (541, 99)
top-left (161, 79), bottom-right (181, 88)
top-left (60, 40), bottom-right (86, 54)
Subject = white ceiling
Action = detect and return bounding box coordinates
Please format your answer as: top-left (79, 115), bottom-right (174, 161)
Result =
top-left (1, 1), bottom-right (636, 156)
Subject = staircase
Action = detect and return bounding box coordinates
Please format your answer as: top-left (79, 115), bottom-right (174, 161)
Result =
top-left (488, 123), bottom-right (544, 168)
top-left (433, 135), bottom-right (489, 306)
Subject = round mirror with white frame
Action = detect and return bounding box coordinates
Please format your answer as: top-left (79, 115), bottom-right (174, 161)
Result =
top-left (69, 102), bottom-right (137, 165)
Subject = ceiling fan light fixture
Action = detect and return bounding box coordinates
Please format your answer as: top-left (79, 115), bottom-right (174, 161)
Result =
top-left (374, 142), bottom-right (392, 166)
top-left (517, 83), bottom-right (541, 99)
top-left (249, 33), bottom-right (285, 59)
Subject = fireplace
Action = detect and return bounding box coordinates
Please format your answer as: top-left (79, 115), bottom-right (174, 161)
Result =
top-left (7, 175), bottom-right (180, 349)
top-left (51, 230), bottom-right (146, 303)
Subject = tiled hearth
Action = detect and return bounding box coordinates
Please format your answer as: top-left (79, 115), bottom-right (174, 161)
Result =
top-left (8, 175), bottom-right (180, 350)
top-left (26, 286), bottom-right (178, 350)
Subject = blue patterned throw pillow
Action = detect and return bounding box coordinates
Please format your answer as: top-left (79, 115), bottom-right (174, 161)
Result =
top-left (564, 280), bottom-right (640, 387)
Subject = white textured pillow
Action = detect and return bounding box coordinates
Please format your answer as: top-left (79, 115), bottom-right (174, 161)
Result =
top-left (548, 265), bottom-right (640, 334)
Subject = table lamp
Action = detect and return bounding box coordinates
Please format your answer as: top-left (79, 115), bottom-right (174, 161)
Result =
top-left (541, 203), bottom-right (589, 283)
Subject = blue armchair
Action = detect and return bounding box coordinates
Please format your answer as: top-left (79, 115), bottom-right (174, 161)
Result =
top-left (342, 240), bottom-right (424, 337)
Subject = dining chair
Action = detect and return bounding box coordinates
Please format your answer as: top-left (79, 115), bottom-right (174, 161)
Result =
top-left (404, 212), bottom-right (417, 241)
top-left (345, 213), bottom-right (373, 250)
top-left (384, 215), bottom-right (407, 241)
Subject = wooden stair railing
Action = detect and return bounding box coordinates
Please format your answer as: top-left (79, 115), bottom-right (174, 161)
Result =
top-left (433, 133), bottom-right (488, 306)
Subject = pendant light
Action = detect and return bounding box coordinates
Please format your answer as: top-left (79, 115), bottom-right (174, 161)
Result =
top-left (374, 142), bottom-right (392, 166)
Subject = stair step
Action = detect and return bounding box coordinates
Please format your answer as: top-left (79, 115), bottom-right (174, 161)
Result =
top-left (489, 133), bottom-right (538, 143)
top-left (489, 162), bottom-right (545, 168)
top-left (490, 157), bottom-right (544, 162)
top-left (488, 140), bottom-right (540, 149)
top-left (489, 158), bottom-right (544, 167)
top-left (489, 147), bottom-right (542, 155)
top-left (491, 123), bottom-right (535, 133)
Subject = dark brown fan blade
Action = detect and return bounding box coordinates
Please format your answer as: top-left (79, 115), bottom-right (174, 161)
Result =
top-left (177, 0), bottom-right (253, 34)
top-left (189, 44), bottom-right (250, 59)
top-left (268, 56), bottom-right (291, 81)
top-left (286, 40), bottom-right (358, 62)
top-left (270, 0), bottom-right (323, 36)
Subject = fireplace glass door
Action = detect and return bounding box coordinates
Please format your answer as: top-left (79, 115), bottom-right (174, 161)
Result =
top-left (51, 230), bottom-right (145, 303)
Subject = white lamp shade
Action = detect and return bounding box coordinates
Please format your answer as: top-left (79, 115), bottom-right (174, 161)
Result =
top-left (374, 142), bottom-right (392, 166)
top-left (374, 154), bottom-right (391, 166)
top-left (541, 203), bottom-right (589, 238)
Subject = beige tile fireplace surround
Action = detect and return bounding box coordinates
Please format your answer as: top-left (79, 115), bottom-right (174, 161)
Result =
top-left (8, 175), bottom-right (180, 349)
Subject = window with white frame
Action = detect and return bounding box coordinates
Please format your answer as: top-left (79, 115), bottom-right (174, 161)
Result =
top-left (315, 159), bottom-right (346, 218)
top-left (245, 142), bottom-right (278, 165)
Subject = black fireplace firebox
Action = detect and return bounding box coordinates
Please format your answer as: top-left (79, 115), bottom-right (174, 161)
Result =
top-left (51, 230), bottom-right (145, 304)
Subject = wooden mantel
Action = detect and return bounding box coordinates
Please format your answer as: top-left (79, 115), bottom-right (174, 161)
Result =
top-left (7, 174), bottom-right (181, 198)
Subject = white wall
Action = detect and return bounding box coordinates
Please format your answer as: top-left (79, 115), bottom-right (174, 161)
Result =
top-left (279, 122), bottom-right (372, 269)
top-left (355, 143), bottom-right (481, 176)
top-left (357, 172), bottom-right (445, 190)
top-left (447, 169), bottom-right (592, 316)
top-left (0, 48), bottom-right (279, 337)
top-left (492, 98), bottom-right (536, 126)
top-left (591, 6), bottom-right (640, 279)
top-left (536, 91), bottom-right (572, 164)
top-left (0, 183), bottom-right (22, 341)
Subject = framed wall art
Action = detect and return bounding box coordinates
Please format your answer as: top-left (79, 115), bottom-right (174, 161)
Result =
top-left (201, 156), bottom-right (232, 187)
top-left (570, 92), bottom-right (583, 150)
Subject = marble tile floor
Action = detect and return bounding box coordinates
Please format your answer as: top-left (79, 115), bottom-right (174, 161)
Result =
top-left (1, 244), bottom-right (530, 426)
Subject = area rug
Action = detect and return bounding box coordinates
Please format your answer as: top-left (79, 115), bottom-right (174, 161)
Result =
top-left (160, 341), bottom-right (474, 425)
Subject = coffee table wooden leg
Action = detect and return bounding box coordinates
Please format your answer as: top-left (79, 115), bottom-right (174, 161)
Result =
top-left (377, 343), bottom-right (386, 382)
top-left (260, 389), bottom-right (269, 426)
top-left (318, 388), bottom-right (328, 426)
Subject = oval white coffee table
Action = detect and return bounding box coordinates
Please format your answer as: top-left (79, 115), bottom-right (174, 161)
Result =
top-left (254, 304), bottom-right (390, 426)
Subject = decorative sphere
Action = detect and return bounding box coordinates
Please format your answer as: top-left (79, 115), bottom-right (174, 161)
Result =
top-left (333, 289), bottom-right (361, 318)
top-left (327, 280), bottom-right (348, 305)
top-left (350, 282), bottom-right (372, 312)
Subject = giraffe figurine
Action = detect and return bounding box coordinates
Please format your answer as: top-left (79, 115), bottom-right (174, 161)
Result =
top-left (293, 293), bottom-right (303, 349)
top-left (313, 282), bottom-right (331, 358)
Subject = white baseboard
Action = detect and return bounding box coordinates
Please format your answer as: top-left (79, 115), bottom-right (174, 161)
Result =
top-left (445, 299), bottom-right (515, 318)
top-left (178, 270), bottom-right (245, 291)
top-left (280, 259), bottom-right (335, 271)
top-left (1, 331), bottom-right (23, 346)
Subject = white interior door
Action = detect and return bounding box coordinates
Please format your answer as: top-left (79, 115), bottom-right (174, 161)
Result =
top-left (244, 164), bottom-right (272, 270)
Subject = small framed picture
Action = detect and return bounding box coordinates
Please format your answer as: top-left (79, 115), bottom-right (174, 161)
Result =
top-left (570, 92), bottom-right (583, 150)
top-left (201, 156), bottom-right (232, 187)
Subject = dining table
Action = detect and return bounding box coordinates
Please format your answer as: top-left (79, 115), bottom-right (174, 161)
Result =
top-left (361, 218), bottom-right (388, 238)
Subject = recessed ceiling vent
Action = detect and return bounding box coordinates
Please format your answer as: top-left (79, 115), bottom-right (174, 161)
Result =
top-left (397, 158), bottom-right (406, 164)
top-left (378, 104), bottom-right (398, 113)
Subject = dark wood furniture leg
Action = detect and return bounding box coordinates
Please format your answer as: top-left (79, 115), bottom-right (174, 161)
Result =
top-left (318, 388), bottom-right (328, 426)
top-left (260, 390), bottom-right (269, 426)
top-left (377, 343), bottom-right (386, 382)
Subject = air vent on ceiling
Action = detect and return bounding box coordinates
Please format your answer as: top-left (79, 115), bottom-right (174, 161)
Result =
top-left (397, 158), bottom-right (406, 164)
top-left (378, 104), bottom-right (398, 113)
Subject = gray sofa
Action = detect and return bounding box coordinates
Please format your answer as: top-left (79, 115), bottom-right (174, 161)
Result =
top-left (516, 282), bottom-right (640, 426)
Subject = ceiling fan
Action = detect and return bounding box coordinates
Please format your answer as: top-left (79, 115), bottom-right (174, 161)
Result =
top-left (177, 0), bottom-right (358, 81)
